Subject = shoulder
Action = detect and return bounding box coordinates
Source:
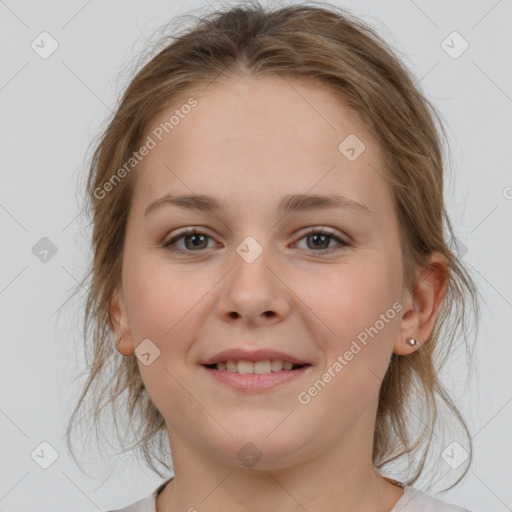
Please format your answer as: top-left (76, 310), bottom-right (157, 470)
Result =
top-left (394, 486), bottom-right (473, 512)
top-left (105, 477), bottom-right (171, 512)
top-left (105, 494), bottom-right (156, 512)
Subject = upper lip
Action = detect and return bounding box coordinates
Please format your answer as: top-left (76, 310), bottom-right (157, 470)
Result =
top-left (201, 348), bottom-right (311, 366)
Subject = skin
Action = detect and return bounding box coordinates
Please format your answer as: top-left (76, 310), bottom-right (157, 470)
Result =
top-left (111, 74), bottom-right (448, 512)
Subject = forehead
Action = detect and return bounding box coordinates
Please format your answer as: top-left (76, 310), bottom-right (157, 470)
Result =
top-left (131, 74), bottom-right (393, 220)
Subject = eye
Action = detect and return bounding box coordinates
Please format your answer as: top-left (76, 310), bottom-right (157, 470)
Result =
top-left (162, 226), bottom-right (350, 254)
top-left (163, 227), bottom-right (217, 253)
top-left (293, 227), bottom-right (350, 254)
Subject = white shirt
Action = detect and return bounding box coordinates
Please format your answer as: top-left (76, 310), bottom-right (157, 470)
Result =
top-left (108, 480), bottom-right (473, 512)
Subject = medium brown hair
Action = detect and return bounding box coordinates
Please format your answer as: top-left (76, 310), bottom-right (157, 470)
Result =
top-left (65, 0), bottom-right (480, 489)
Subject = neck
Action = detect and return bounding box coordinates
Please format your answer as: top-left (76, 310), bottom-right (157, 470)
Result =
top-left (156, 417), bottom-right (404, 512)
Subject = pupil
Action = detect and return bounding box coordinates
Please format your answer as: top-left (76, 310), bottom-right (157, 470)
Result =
top-left (309, 234), bottom-right (328, 249)
top-left (186, 234), bottom-right (207, 250)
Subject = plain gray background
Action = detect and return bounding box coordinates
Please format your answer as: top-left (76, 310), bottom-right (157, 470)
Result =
top-left (1, 0), bottom-right (511, 511)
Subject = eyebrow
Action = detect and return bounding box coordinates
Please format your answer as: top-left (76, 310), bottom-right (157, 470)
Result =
top-left (144, 192), bottom-right (372, 217)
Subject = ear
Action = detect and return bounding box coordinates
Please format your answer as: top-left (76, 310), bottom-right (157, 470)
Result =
top-left (110, 286), bottom-right (135, 356)
top-left (394, 251), bottom-right (449, 356)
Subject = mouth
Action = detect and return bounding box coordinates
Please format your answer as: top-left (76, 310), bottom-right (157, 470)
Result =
top-left (200, 360), bottom-right (313, 391)
top-left (203, 360), bottom-right (311, 374)
top-left (203, 359), bottom-right (311, 375)
top-left (200, 348), bottom-right (313, 390)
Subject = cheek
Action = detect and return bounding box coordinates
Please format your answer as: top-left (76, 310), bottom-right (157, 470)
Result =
top-left (294, 261), bottom-right (400, 431)
top-left (121, 256), bottom-right (211, 417)
top-left (298, 255), bottom-right (401, 369)
top-left (123, 270), bottom-right (173, 341)
top-left (122, 252), bottom-right (216, 346)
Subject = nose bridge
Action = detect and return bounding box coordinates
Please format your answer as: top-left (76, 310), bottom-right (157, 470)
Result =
top-left (235, 234), bottom-right (267, 266)
top-left (217, 232), bottom-right (289, 323)
top-left (231, 233), bottom-right (277, 293)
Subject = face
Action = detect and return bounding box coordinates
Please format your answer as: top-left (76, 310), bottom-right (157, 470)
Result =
top-left (113, 74), bottom-right (409, 470)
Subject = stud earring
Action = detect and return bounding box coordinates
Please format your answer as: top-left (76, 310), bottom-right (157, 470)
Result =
top-left (406, 337), bottom-right (420, 347)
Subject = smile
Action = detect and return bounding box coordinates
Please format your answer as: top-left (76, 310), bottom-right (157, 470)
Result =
top-left (204, 360), bottom-right (309, 374)
top-left (201, 362), bottom-right (312, 391)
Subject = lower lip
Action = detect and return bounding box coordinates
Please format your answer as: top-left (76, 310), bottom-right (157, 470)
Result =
top-left (201, 365), bottom-right (311, 391)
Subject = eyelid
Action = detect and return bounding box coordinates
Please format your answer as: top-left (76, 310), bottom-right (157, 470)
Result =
top-left (296, 225), bottom-right (343, 238)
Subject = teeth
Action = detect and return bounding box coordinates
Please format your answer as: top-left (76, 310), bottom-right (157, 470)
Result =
top-left (271, 360), bottom-right (284, 372)
top-left (254, 360), bottom-right (271, 374)
top-left (212, 359), bottom-right (302, 374)
top-left (237, 361), bottom-right (254, 374)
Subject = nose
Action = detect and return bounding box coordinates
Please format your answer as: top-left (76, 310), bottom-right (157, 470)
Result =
top-left (216, 238), bottom-right (291, 327)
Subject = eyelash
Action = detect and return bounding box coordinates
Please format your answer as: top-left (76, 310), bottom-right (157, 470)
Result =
top-left (162, 227), bottom-right (350, 255)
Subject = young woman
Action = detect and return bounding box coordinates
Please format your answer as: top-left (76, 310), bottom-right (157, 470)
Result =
top-left (66, 2), bottom-right (479, 511)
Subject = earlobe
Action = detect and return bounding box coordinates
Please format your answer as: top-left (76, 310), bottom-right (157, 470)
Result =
top-left (110, 287), bottom-right (135, 356)
top-left (116, 333), bottom-right (135, 357)
top-left (394, 251), bottom-right (449, 356)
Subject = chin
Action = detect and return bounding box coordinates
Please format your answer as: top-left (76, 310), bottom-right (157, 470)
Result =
top-left (203, 425), bottom-right (311, 469)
